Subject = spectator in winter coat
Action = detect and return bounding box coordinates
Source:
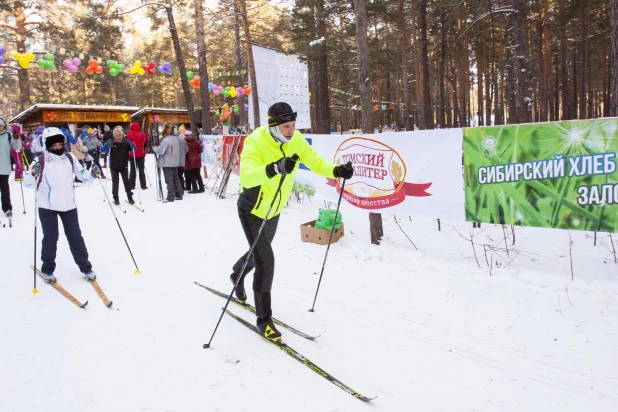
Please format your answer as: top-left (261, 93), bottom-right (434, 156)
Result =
top-left (70, 129), bottom-right (88, 163)
top-left (0, 116), bottom-right (22, 216)
top-left (183, 131), bottom-right (204, 193)
top-left (101, 126), bottom-right (136, 205)
top-left (153, 122), bottom-right (182, 202)
top-left (82, 129), bottom-right (104, 178)
top-left (24, 127), bottom-right (99, 283)
top-left (177, 131), bottom-right (189, 190)
top-left (102, 125), bottom-right (113, 167)
top-left (10, 124), bottom-right (24, 181)
top-left (127, 122), bottom-right (148, 190)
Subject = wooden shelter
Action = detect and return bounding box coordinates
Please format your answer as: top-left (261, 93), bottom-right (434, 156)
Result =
top-left (9, 103), bottom-right (139, 132)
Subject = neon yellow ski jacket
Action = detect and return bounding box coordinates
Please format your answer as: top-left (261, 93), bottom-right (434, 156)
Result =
top-left (238, 125), bottom-right (337, 219)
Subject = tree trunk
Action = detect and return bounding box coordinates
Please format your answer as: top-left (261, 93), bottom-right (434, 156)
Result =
top-left (438, 2), bottom-right (447, 129)
top-left (315, 0), bottom-right (331, 134)
top-left (477, 37), bottom-right (484, 126)
top-left (419, 0), bottom-right (433, 129)
top-left (369, 212), bottom-right (384, 245)
top-left (166, 4), bottom-right (198, 136)
top-left (512, 0), bottom-right (531, 124)
top-left (234, 0), bottom-right (248, 128)
top-left (399, 0), bottom-right (413, 130)
top-left (195, 0), bottom-right (211, 134)
top-left (14, 3), bottom-right (31, 110)
top-left (609, 0), bottom-right (618, 116)
top-left (354, 0), bottom-right (373, 134)
top-left (559, 0), bottom-right (569, 119)
top-left (579, 0), bottom-right (588, 119)
top-left (239, 0), bottom-right (260, 127)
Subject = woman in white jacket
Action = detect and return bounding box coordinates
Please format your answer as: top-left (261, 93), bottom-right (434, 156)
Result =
top-left (25, 127), bottom-right (100, 283)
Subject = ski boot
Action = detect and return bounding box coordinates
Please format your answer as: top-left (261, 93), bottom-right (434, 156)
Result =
top-left (42, 272), bottom-right (57, 283)
top-left (230, 272), bottom-right (247, 302)
top-left (257, 318), bottom-right (282, 342)
top-left (84, 270), bottom-right (96, 280)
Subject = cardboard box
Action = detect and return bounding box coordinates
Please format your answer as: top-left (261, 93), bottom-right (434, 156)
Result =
top-left (300, 220), bottom-right (345, 245)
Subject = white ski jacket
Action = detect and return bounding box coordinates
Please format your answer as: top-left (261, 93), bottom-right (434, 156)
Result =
top-left (24, 151), bottom-right (93, 211)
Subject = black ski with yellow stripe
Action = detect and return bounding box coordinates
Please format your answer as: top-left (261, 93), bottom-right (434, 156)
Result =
top-left (224, 309), bottom-right (375, 401)
top-left (194, 281), bottom-right (319, 340)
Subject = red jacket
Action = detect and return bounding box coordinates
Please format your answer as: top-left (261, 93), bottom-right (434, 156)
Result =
top-left (127, 122), bottom-right (147, 158)
top-left (184, 135), bottom-right (202, 170)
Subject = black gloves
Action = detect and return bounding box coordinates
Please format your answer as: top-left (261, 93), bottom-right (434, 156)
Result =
top-left (334, 162), bottom-right (354, 179)
top-left (91, 165), bottom-right (101, 177)
top-left (31, 162), bottom-right (42, 177)
top-left (266, 156), bottom-right (298, 178)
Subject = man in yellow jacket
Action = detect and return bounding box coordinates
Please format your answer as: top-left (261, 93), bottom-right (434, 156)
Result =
top-left (231, 102), bottom-right (354, 341)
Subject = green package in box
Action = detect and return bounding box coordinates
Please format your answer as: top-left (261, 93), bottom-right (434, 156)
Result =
top-left (315, 208), bottom-right (343, 230)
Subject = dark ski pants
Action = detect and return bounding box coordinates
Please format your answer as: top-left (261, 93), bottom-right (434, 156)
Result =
top-left (129, 156), bottom-right (147, 189)
top-left (162, 167), bottom-right (183, 201)
top-left (232, 207), bottom-right (280, 319)
top-left (0, 174), bottom-right (11, 213)
top-left (111, 167), bottom-right (132, 202)
top-left (185, 168), bottom-right (204, 191)
top-left (39, 207), bottom-right (92, 274)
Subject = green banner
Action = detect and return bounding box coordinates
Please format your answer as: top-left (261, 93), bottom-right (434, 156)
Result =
top-left (464, 119), bottom-right (618, 232)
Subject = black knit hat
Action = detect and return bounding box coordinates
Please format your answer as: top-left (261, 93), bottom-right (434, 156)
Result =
top-left (268, 102), bottom-right (297, 127)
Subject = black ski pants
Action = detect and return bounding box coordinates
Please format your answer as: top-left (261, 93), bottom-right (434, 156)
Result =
top-left (184, 168), bottom-right (204, 192)
top-left (232, 208), bottom-right (280, 319)
top-left (111, 167), bottom-right (132, 202)
top-left (178, 166), bottom-right (186, 190)
top-left (39, 207), bottom-right (92, 274)
top-left (130, 156), bottom-right (147, 189)
top-left (0, 175), bottom-right (11, 213)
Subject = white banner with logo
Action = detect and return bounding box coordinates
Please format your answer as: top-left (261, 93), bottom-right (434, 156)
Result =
top-left (295, 130), bottom-right (465, 220)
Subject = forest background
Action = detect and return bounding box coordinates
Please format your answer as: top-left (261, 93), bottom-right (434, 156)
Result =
top-left (0, 0), bottom-right (615, 134)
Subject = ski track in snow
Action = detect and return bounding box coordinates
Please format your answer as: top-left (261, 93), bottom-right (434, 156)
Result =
top-left (1, 155), bottom-right (617, 412)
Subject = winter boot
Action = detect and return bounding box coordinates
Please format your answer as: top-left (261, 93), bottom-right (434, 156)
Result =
top-left (5, 210), bottom-right (12, 217)
top-left (255, 291), bottom-right (281, 342)
top-left (230, 272), bottom-right (247, 302)
top-left (257, 318), bottom-right (281, 342)
top-left (113, 197), bottom-right (120, 206)
top-left (42, 272), bottom-right (57, 283)
top-left (128, 196), bottom-right (135, 205)
top-left (83, 270), bottom-right (96, 280)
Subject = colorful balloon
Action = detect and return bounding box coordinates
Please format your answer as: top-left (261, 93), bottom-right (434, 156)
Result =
top-left (0, 46), bottom-right (5, 65)
top-left (130, 61), bottom-right (145, 75)
top-left (142, 61), bottom-right (156, 75)
top-left (86, 59), bottom-right (103, 75)
top-left (63, 57), bottom-right (81, 73)
top-left (158, 61), bottom-right (172, 75)
top-left (14, 52), bottom-right (35, 69)
top-left (186, 71), bottom-right (194, 81)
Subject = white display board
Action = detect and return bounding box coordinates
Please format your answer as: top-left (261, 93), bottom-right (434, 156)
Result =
top-left (296, 129), bottom-right (465, 220)
top-left (248, 45), bottom-right (311, 129)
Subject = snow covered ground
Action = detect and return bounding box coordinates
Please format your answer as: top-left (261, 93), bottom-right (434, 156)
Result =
top-left (1, 155), bottom-right (617, 412)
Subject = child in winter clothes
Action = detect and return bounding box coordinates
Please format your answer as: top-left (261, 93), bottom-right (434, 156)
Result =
top-left (101, 126), bottom-right (136, 205)
top-left (24, 127), bottom-right (99, 283)
top-left (0, 116), bottom-right (22, 216)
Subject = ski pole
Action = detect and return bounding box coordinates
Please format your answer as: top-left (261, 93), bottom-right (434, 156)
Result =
top-left (96, 173), bottom-right (141, 274)
top-left (19, 171), bottom-right (26, 214)
top-left (145, 160), bottom-right (152, 186)
top-left (204, 154), bottom-right (299, 349)
top-left (309, 175), bottom-right (348, 313)
top-left (132, 154), bottom-right (142, 204)
top-left (32, 175), bottom-right (40, 295)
